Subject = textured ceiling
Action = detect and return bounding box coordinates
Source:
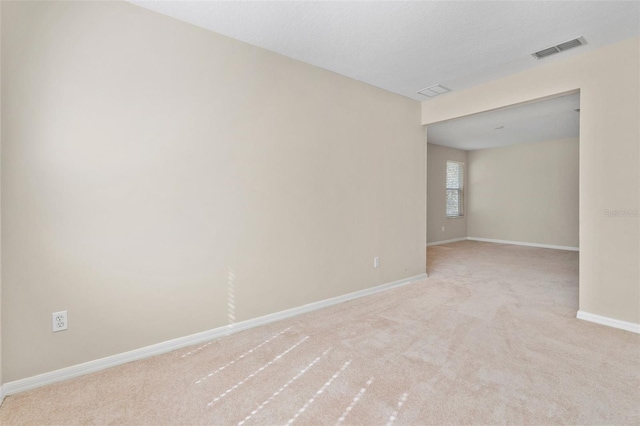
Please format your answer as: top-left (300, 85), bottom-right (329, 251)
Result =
top-left (129, 1), bottom-right (640, 101)
top-left (427, 93), bottom-right (580, 151)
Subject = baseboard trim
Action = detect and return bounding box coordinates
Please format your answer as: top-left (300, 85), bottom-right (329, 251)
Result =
top-left (576, 311), bottom-right (640, 334)
top-left (1, 273), bottom-right (427, 398)
top-left (0, 385), bottom-right (5, 406)
top-left (467, 237), bottom-right (579, 251)
top-left (426, 237), bottom-right (467, 247)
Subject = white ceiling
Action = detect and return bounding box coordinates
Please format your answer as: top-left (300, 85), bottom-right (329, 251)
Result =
top-left (129, 1), bottom-right (640, 101)
top-left (427, 93), bottom-right (580, 151)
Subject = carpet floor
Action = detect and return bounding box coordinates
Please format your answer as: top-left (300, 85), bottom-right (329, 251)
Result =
top-left (1, 240), bottom-right (638, 425)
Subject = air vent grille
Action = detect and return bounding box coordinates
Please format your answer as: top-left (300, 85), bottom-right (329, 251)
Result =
top-left (534, 46), bottom-right (560, 59)
top-left (557, 39), bottom-right (583, 51)
top-left (532, 36), bottom-right (587, 59)
top-left (417, 84), bottom-right (451, 98)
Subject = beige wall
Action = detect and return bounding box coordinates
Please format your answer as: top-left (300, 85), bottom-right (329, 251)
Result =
top-left (0, 0), bottom-right (3, 390)
top-left (426, 143), bottom-right (467, 243)
top-left (1, 1), bottom-right (426, 382)
top-left (422, 38), bottom-right (640, 325)
top-left (467, 138), bottom-right (579, 248)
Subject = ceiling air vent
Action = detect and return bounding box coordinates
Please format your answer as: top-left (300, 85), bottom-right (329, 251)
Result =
top-left (417, 84), bottom-right (451, 98)
top-left (531, 36), bottom-right (587, 59)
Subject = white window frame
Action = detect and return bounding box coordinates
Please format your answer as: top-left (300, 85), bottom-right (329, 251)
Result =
top-left (446, 160), bottom-right (464, 218)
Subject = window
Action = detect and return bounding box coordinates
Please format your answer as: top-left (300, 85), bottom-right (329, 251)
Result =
top-left (446, 161), bottom-right (464, 218)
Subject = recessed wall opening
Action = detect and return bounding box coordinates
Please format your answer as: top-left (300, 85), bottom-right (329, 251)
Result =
top-left (425, 91), bottom-right (580, 306)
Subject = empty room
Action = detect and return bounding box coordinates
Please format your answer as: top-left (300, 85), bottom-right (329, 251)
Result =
top-left (0, 1), bottom-right (638, 425)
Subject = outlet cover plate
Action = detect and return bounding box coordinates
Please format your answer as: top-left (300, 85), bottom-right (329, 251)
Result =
top-left (52, 311), bottom-right (68, 332)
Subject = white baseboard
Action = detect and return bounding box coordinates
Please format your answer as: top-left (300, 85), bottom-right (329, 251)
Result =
top-left (0, 273), bottom-right (427, 399)
top-left (576, 310), bottom-right (640, 334)
top-left (467, 237), bottom-right (579, 251)
top-left (426, 237), bottom-right (467, 247)
top-left (0, 385), bottom-right (5, 407)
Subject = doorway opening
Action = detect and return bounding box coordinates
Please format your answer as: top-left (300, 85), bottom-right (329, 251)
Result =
top-left (425, 91), bottom-right (580, 293)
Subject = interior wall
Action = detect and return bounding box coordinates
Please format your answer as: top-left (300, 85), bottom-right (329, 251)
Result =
top-left (422, 37), bottom-right (639, 325)
top-left (1, 1), bottom-right (426, 382)
top-left (0, 0), bottom-right (3, 391)
top-left (467, 137), bottom-right (579, 248)
top-left (426, 143), bottom-right (467, 244)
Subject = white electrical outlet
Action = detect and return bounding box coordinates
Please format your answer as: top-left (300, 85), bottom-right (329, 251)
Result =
top-left (442, 226), bottom-right (445, 232)
top-left (374, 257), bottom-right (380, 268)
top-left (52, 311), bottom-right (68, 332)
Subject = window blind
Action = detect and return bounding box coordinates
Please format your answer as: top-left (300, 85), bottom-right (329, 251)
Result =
top-left (446, 161), bottom-right (464, 217)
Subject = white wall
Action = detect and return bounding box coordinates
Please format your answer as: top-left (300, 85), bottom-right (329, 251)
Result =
top-left (467, 137), bottom-right (579, 248)
top-left (426, 143), bottom-right (467, 244)
top-left (1, 1), bottom-right (426, 382)
top-left (422, 38), bottom-right (639, 325)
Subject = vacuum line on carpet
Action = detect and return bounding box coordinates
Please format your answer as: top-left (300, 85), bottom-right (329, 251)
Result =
top-left (181, 339), bottom-right (215, 358)
top-left (386, 392), bottom-right (409, 426)
top-left (285, 360), bottom-right (351, 425)
top-left (195, 326), bottom-right (294, 383)
top-left (237, 348), bottom-right (332, 426)
top-left (207, 335), bottom-right (309, 406)
top-left (336, 377), bottom-right (374, 425)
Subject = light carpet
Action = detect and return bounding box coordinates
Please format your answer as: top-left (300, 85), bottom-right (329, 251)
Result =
top-left (1, 240), bottom-right (638, 425)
